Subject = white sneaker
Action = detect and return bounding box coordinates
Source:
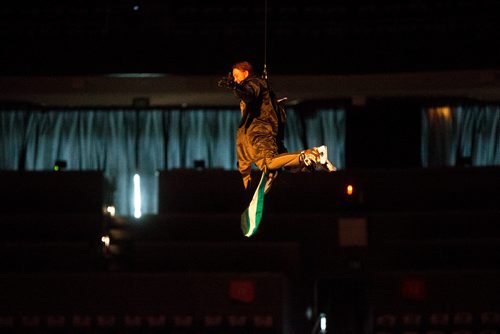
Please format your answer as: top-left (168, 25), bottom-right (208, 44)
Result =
top-left (315, 145), bottom-right (337, 172)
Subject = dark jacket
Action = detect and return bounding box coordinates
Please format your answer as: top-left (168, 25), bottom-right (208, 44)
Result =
top-left (234, 76), bottom-right (279, 133)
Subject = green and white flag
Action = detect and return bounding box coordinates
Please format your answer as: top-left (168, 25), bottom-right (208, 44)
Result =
top-left (240, 171), bottom-right (269, 237)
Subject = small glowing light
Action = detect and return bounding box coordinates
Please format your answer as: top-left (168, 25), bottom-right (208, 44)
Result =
top-left (133, 174), bottom-right (142, 218)
top-left (53, 160), bottom-right (67, 171)
top-left (101, 235), bottom-right (110, 247)
top-left (106, 206), bottom-right (116, 217)
top-left (346, 184), bottom-right (354, 196)
top-left (133, 5), bottom-right (140, 11)
top-left (432, 106), bottom-right (451, 119)
top-left (320, 313), bottom-right (327, 333)
top-left (305, 306), bottom-right (313, 320)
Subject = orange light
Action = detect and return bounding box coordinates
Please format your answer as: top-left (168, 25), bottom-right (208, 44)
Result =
top-left (434, 106), bottom-right (451, 119)
top-left (346, 184), bottom-right (354, 196)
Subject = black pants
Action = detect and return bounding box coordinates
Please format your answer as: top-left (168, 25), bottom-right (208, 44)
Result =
top-left (236, 125), bottom-right (304, 189)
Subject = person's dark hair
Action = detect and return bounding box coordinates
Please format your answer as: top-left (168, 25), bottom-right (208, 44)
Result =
top-left (232, 61), bottom-right (254, 76)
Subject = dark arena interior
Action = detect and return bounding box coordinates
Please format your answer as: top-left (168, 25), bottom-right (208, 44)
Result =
top-left (1, 1), bottom-right (500, 333)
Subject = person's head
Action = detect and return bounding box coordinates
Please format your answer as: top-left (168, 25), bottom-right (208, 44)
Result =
top-left (232, 61), bottom-right (253, 84)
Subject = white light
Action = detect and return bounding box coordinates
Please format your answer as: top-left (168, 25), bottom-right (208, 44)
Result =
top-left (101, 235), bottom-right (110, 247)
top-left (133, 5), bottom-right (140, 11)
top-left (320, 313), bottom-right (327, 333)
top-left (305, 306), bottom-right (313, 320)
top-left (106, 206), bottom-right (116, 217)
top-left (133, 174), bottom-right (142, 218)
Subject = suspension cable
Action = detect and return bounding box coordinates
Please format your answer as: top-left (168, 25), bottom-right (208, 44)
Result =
top-left (263, 0), bottom-right (268, 81)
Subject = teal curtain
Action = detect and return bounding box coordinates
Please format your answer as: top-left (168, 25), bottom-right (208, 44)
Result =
top-left (422, 105), bottom-right (500, 167)
top-left (0, 108), bottom-right (346, 215)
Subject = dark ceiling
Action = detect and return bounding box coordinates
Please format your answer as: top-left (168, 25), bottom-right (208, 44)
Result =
top-left (2, 0), bottom-right (500, 76)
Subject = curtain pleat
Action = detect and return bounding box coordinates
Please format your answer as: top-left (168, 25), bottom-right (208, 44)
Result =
top-left (283, 108), bottom-right (306, 152)
top-left (137, 110), bottom-right (166, 214)
top-left (0, 111), bottom-right (26, 169)
top-left (302, 109), bottom-right (346, 170)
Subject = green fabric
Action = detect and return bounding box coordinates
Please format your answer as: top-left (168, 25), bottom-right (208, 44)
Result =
top-left (240, 171), bottom-right (269, 237)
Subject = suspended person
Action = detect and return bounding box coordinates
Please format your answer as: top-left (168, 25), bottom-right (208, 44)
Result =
top-left (218, 61), bottom-right (336, 190)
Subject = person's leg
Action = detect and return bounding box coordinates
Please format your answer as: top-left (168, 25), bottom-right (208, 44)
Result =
top-left (249, 128), bottom-right (336, 173)
top-left (264, 151), bottom-right (302, 170)
top-left (239, 164), bottom-right (252, 189)
top-left (260, 147), bottom-right (336, 172)
top-left (236, 128), bottom-right (254, 189)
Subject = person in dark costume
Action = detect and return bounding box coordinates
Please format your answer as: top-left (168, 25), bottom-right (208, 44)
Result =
top-left (219, 61), bottom-right (336, 190)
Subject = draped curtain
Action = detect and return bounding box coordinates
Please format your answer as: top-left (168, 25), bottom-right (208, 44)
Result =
top-left (0, 108), bottom-right (346, 216)
top-left (422, 105), bottom-right (500, 167)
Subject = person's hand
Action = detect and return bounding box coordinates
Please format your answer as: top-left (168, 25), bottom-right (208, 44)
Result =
top-left (217, 72), bottom-right (236, 89)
